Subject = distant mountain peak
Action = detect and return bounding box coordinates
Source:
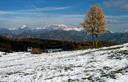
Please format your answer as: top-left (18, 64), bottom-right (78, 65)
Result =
top-left (20, 25), bottom-right (27, 29)
top-left (43, 24), bottom-right (82, 31)
top-left (52, 24), bottom-right (68, 27)
top-left (9, 25), bottom-right (29, 31)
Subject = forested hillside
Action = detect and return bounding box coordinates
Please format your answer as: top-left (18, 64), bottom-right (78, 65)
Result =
top-left (0, 36), bottom-right (115, 52)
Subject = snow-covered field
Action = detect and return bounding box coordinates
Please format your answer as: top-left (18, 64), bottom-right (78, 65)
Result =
top-left (0, 43), bottom-right (128, 82)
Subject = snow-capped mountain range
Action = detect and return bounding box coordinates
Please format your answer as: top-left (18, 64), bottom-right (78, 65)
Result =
top-left (0, 24), bottom-right (128, 43)
top-left (8, 24), bottom-right (83, 31)
top-left (40, 24), bottom-right (82, 31)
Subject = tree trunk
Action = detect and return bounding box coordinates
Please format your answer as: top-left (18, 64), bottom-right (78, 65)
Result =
top-left (95, 34), bottom-right (99, 48)
top-left (91, 34), bottom-right (94, 48)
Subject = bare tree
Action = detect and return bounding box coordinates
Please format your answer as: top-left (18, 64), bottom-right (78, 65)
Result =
top-left (81, 5), bottom-right (106, 47)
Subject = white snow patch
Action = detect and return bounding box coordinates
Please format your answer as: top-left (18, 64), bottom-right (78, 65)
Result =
top-left (0, 43), bottom-right (128, 82)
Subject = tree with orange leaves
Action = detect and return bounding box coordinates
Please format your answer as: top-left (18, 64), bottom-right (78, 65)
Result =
top-left (81, 5), bottom-right (106, 47)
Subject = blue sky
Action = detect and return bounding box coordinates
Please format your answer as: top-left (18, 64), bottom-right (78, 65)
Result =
top-left (0, 0), bottom-right (128, 32)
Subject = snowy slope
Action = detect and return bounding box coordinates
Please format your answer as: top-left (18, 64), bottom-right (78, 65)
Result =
top-left (0, 43), bottom-right (128, 82)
